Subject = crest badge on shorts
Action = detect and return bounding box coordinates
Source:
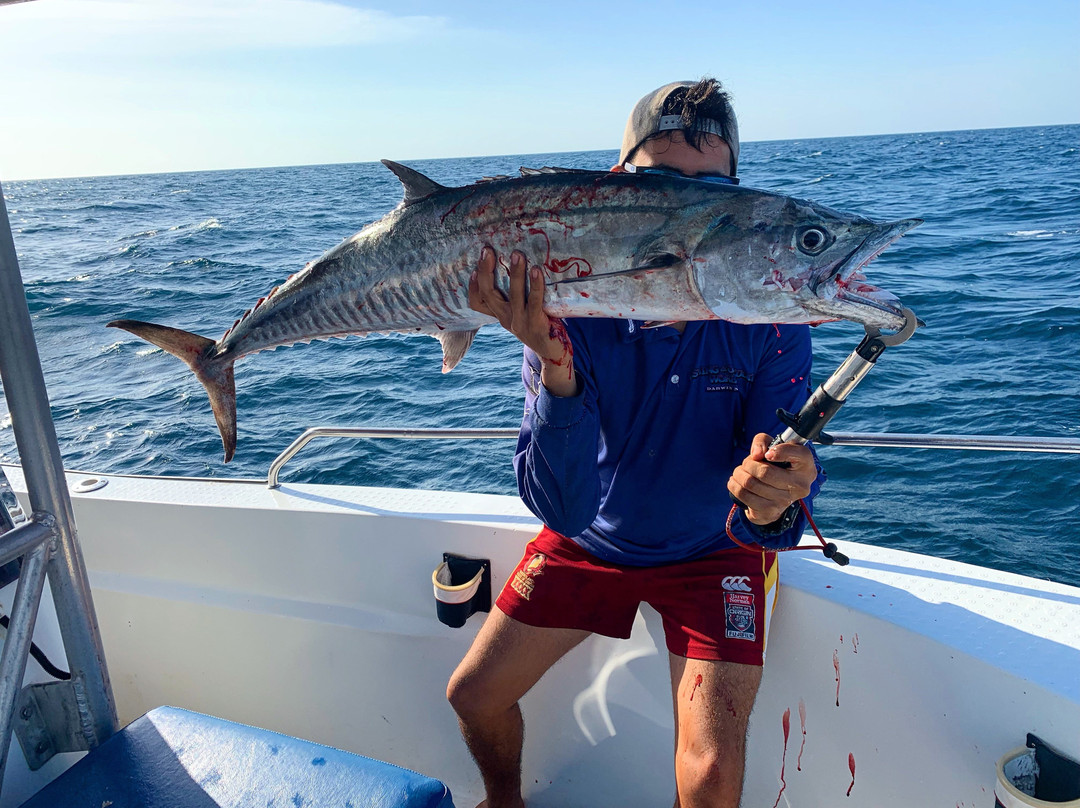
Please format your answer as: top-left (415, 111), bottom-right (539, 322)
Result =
top-left (511, 553), bottom-right (547, 601)
top-left (724, 591), bottom-right (757, 641)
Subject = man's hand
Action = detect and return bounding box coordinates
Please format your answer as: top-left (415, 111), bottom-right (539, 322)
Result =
top-left (469, 246), bottom-right (579, 397)
top-left (727, 433), bottom-right (816, 526)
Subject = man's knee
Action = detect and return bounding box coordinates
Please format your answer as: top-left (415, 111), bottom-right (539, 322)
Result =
top-left (675, 746), bottom-right (743, 808)
top-left (447, 661), bottom-right (508, 722)
top-left (446, 664), bottom-right (481, 718)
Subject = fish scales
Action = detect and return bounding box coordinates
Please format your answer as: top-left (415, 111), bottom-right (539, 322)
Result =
top-left (109, 162), bottom-right (919, 460)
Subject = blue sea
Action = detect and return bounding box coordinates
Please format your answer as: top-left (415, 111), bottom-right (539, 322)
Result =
top-left (2, 126), bottom-right (1079, 586)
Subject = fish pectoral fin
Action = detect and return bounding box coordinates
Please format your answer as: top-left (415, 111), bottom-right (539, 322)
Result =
top-left (551, 252), bottom-right (683, 286)
top-left (381, 160), bottom-right (448, 206)
top-left (435, 328), bottom-right (479, 373)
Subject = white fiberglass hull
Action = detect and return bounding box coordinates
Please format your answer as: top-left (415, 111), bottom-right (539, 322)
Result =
top-left (2, 463), bottom-right (1078, 807)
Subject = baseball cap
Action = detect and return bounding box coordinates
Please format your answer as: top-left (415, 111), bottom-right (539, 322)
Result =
top-left (618, 80), bottom-right (740, 174)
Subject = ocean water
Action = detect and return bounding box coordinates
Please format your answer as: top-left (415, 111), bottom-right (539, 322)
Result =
top-left (2, 125), bottom-right (1079, 586)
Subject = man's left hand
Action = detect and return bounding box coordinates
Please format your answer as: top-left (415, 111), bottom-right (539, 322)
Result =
top-left (727, 433), bottom-right (816, 526)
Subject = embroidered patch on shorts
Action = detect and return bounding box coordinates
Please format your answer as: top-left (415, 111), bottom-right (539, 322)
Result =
top-left (510, 553), bottom-right (547, 601)
top-left (724, 591), bottom-right (757, 641)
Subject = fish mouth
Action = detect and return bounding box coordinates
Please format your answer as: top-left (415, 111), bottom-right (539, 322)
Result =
top-left (807, 217), bottom-right (921, 326)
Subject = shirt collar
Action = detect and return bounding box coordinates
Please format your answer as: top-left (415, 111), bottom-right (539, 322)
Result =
top-left (620, 319), bottom-right (697, 343)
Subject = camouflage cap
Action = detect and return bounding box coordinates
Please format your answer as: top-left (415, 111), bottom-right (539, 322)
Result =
top-left (618, 81), bottom-right (740, 174)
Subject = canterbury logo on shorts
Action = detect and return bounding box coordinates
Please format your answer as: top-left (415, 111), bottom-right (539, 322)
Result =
top-left (721, 575), bottom-right (752, 592)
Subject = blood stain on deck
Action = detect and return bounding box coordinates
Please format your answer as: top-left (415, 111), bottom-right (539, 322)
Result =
top-left (771, 708), bottom-right (791, 808)
top-left (833, 649), bottom-right (841, 707)
top-left (797, 699), bottom-right (807, 771)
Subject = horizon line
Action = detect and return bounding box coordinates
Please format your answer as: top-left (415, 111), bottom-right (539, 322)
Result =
top-left (3, 120), bottom-right (1076, 184)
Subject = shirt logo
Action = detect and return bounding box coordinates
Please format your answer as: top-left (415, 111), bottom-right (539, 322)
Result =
top-left (722, 575), bottom-right (752, 592)
top-left (690, 365), bottom-right (752, 393)
top-left (510, 553), bottom-right (547, 601)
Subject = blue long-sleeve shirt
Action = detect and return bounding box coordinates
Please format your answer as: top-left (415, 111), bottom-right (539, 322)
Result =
top-left (513, 318), bottom-right (825, 565)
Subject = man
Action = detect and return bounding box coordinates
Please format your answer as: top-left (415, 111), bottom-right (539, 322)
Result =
top-left (447, 78), bottom-right (824, 808)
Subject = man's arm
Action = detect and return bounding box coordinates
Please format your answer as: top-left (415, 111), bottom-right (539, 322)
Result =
top-left (726, 325), bottom-right (826, 549)
top-left (513, 349), bottom-right (602, 536)
top-left (469, 247), bottom-right (602, 536)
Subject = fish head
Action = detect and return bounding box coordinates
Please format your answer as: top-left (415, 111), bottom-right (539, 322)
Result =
top-left (690, 189), bottom-right (920, 330)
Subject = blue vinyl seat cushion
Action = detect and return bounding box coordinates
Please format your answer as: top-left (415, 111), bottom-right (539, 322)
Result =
top-left (20, 705), bottom-right (455, 808)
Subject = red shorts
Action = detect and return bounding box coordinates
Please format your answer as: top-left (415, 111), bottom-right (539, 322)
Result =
top-left (495, 527), bottom-right (778, 665)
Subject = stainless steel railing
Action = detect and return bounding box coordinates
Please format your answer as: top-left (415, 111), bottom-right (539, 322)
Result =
top-left (0, 179), bottom-right (118, 788)
top-left (267, 427), bottom-right (522, 488)
top-left (266, 426), bottom-right (1080, 488)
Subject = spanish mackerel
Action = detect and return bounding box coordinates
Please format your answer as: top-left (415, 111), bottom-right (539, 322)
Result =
top-left (108, 160), bottom-right (919, 461)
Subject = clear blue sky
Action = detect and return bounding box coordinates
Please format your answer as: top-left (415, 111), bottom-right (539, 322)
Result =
top-left (1, 0), bottom-right (1077, 180)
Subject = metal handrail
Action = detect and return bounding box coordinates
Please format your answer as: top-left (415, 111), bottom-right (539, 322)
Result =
top-left (0, 519), bottom-right (54, 570)
top-left (0, 178), bottom-right (118, 787)
top-left (268, 427), bottom-right (521, 488)
top-left (266, 426), bottom-right (1080, 488)
top-left (824, 433), bottom-right (1080, 453)
top-left (0, 540), bottom-right (52, 777)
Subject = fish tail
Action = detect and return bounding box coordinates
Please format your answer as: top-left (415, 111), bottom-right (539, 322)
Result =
top-left (107, 319), bottom-right (238, 462)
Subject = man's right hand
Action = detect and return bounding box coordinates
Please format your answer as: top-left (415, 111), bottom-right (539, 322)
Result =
top-left (469, 246), bottom-right (580, 397)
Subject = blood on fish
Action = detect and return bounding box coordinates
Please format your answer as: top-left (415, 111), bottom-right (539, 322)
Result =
top-left (771, 708), bottom-right (791, 808)
top-left (833, 650), bottom-right (841, 706)
top-left (773, 324), bottom-right (782, 338)
top-left (548, 255), bottom-right (592, 277)
top-left (689, 673), bottom-right (703, 702)
top-left (797, 700), bottom-right (807, 771)
top-left (847, 753), bottom-right (856, 796)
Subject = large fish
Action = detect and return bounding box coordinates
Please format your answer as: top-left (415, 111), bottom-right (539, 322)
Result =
top-left (109, 161), bottom-right (919, 461)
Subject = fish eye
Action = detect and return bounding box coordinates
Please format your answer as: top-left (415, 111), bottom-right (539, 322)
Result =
top-left (796, 226), bottom-right (831, 255)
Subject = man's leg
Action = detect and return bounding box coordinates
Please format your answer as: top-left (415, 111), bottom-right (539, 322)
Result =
top-left (447, 605), bottom-right (590, 808)
top-left (668, 655), bottom-right (763, 808)
top-left (649, 547), bottom-right (777, 808)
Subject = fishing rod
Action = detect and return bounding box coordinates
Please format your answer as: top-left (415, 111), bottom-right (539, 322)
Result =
top-left (727, 307), bottom-right (920, 566)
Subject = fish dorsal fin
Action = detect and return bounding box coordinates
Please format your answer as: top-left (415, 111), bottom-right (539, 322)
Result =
top-left (381, 160), bottom-right (448, 206)
top-left (435, 328), bottom-right (479, 373)
top-left (519, 166), bottom-right (596, 177)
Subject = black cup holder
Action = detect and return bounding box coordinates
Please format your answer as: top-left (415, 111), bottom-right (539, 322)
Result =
top-left (432, 553), bottom-right (491, 628)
